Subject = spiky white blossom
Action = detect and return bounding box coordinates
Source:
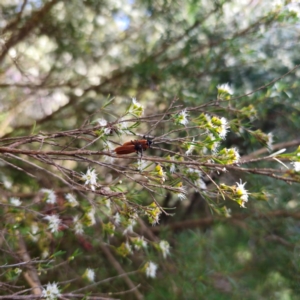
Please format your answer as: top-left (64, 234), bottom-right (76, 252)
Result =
top-left (10, 197), bottom-right (22, 206)
top-left (73, 215), bottom-right (84, 235)
top-left (236, 180), bottom-right (249, 208)
top-left (267, 133), bottom-right (273, 151)
top-left (177, 186), bottom-right (187, 200)
top-left (96, 118), bottom-right (107, 127)
top-left (217, 83), bottom-right (233, 95)
top-left (113, 212), bottom-right (121, 226)
top-left (2, 175), bottom-right (12, 189)
top-left (123, 219), bottom-right (136, 235)
top-left (292, 161), bottom-right (300, 172)
top-left (117, 120), bottom-right (131, 134)
top-left (29, 223), bottom-right (40, 242)
top-left (65, 193), bottom-right (78, 207)
top-left (145, 261), bottom-right (158, 278)
top-left (151, 213), bottom-right (161, 226)
top-left (185, 143), bottom-right (195, 156)
top-left (134, 236), bottom-right (148, 250)
top-left (14, 268), bottom-right (22, 275)
top-left (104, 199), bottom-right (111, 211)
top-left (44, 215), bottom-right (61, 233)
top-left (86, 208), bottom-right (96, 226)
top-left (195, 178), bottom-right (207, 190)
top-left (177, 109), bottom-right (189, 126)
top-left (42, 250), bottom-right (49, 258)
top-left (169, 163), bottom-right (176, 173)
top-left (41, 189), bottom-right (56, 204)
top-left (125, 242), bottom-right (132, 254)
top-left (84, 268), bottom-right (95, 282)
top-left (207, 134), bottom-right (220, 153)
top-left (81, 168), bottom-right (98, 191)
top-left (159, 240), bottom-right (170, 258)
top-left (138, 159), bottom-right (148, 171)
top-left (42, 282), bottom-right (61, 300)
top-left (178, 192), bottom-right (187, 201)
top-left (218, 117), bottom-right (229, 139)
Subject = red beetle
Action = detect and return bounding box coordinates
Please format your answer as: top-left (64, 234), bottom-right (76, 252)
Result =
top-left (114, 139), bottom-right (152, 155)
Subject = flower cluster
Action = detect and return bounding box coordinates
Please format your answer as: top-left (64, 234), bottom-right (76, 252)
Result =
top-left (217, 147), bottom-right (240, 164)
top-left (128, 97), bottom-right (144, 117)
top-left (146, 202), bottom-right (162, 225)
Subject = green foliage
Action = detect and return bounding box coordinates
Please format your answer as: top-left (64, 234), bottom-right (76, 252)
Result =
top-left (1, 0), bottom-right (300, 299)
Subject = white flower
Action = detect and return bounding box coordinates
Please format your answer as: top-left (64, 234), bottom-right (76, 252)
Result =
top-left (65, 193), bottom-right (78, 207)
top-left (211, 116), bottom-right (229, 139)
top-left (207, 134), bottom-right (220, 154)
top-left (113, 212), bottom-right (121, 226)
top-left (204, 113), bottom-right (212, 125)
top-left (42, 250), bottom-right (49, 258)
top-left (10, 197), bottom-right (22, 206)
top-left (117, 120), bottom-right (131, 134)
top-left (44, 215), bottom-right (61, 233)
top-left (219, 117), bottom-right (229, 139)
top-left (31, 223), bottom-right (39, 235)
top-left (159, 240), bottom-right (170, 258)
top-left (185, 143), bottom-right (195, 156)
top-left (84, 268), bottom-right (95, 282)
top-left (104, 199), bottom-right (111, 210)
top-left (86, 208), bottom-right (96, 226)
top-left (96, 118), bottom-right (107, 127)
top-left (104, 127), bottom-right (111, 135)
top-left (145, 261), bottom-right (158, 278)
top-left (177, 109), bottom-right (189, 126)
top-left (138, 159), bottom-right (148, 171)
top-left (2, 176), bottom-right (12, 189)
top-left (217, 83), bottom-right (233, 95)
top-left (42, 282), bottom-right (61, 300)
top-left (134, 236), bottom-right (148, 250)
top-left (125, 242), bottom-right (132, 254)
top-left (169, 163), bottom-right (176, 173)
top-left (73, 215), bottom-right (84, 235)
top-left (41, 189), bottom-right (56, 204)
top-left (195, 178), bottom-right (207, 190)
top-left (14, 268), bottom-right (22, 275)
top-left (267, 133), bottom-right (273, 151)
top-left (292, 162), bottom-right (300, 172)
top-left (29, 223), bottom-right (40, 242)
top-left (81, 168), bottom-right (97, 191)
top-left (236, 180), bottom-right (249, 208)
top-left (177, 186), bottom-right (187, 200)
top-left (178, 192), bottom-right (187, 201)
top-left (123, 219), bottom-right (136, 235)
top-left (231, 148), bottom-right (240, 163)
